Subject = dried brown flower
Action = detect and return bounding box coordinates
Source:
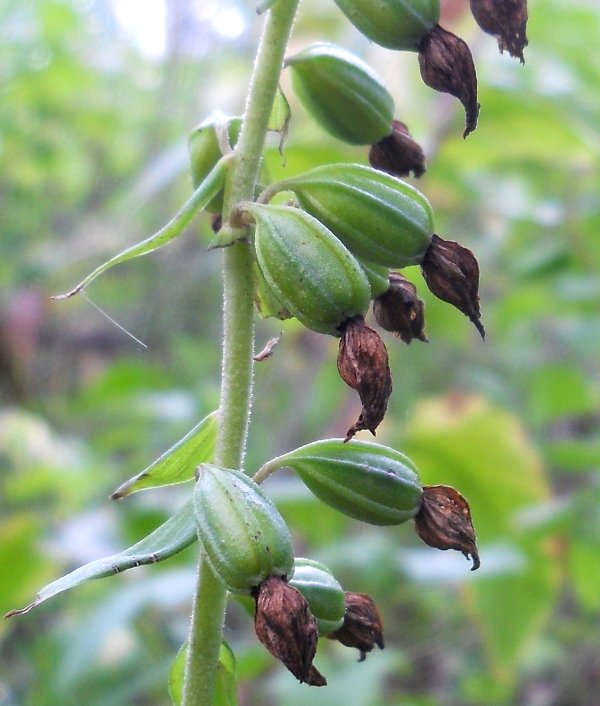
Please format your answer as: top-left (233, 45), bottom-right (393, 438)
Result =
top-left (253, 576), bottom-right (326, 686)
top-left (369, 120), bottom-right (426, 179)
top-left (372, 272), bottom-right (428, 344)
top-left (328, 592), bottom-right (385, 661)
top-left (414, 485), bottom-right (480, 570)
top-left (470, 0), bottom-right (528, 63)
top-left (418, 25), bottom-right (480, 138)
top-left (421, 234), bottom-right (485, 339)
top-left (337, 317), bottom-right (392, 442)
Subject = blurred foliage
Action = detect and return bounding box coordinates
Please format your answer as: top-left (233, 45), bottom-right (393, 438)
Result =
top-left (1, 0), bottom-right (600, 705)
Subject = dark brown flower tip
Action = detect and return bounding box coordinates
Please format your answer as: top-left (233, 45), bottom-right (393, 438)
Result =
top-left (470, 0), bottom-right (528, 63)
top-left (369, 120), bottom-right (426, 179)
top-left (328, 592), bottom-right (384, 662)
top-left (253, 576), bottom-right (326, 686)
top-left (414, 485), bottom-right (480, 570)
top-left (337, 317), bottom-right (392, 442)
top-left (418, 25), bottom-right (480, 138)
top-left (421, 234), bottom-right (485, 339)
top-left (373, 272), bottom-right (428, 344)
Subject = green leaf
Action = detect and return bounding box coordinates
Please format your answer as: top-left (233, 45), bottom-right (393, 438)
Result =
top-left (256, 0), bottom-right (281, 15)
top-left (53, 156), bottom-right (229, 300)
top-left (111, 410), bottom-right (218, 499)
top-left (5, 501), bottom-right (196, 618)
top-left (268, 85), bottom-right (291, 155)
top-left (169, 642), bottom-right (238, 706)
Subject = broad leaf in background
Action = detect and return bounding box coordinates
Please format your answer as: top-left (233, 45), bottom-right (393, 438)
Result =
top-left (169, 641), bottom-right (237, 706)
top-left (401, 395), bottom-right (560, 679)
top-left (5, 502), bottom-right (196, 617)
top-left (111, 410), bottom-right (218, 499)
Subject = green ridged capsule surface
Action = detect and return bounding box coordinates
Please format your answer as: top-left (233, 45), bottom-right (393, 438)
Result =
top-left (279, 164), bottom-right (434, 268)
top-left (188, 114), bottom-right (242, 212)
top-left (333, 0), bottom-right (440, 51)
top-left (287, 43), bottom-right (394, 145)
top-left (269, 438), bottom-right (423, 525)
top-left (289, 558), bottom-right (346, 635)
top-left (358, 259), bottom-right (391, 298)
top-left (193, 464), bottom-right (294, 593)
top-left (250, 204), bottom-right (371, 335)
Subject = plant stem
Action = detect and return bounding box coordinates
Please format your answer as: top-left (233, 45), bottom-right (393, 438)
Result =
top-left (181, 2), bottom-right (300, 704)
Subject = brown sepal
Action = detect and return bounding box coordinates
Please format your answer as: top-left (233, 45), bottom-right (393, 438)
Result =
top-left (470, 0), bottom-right (528, 63)
top-left (253, 576), bottom-right (326, 686)
top-left (421, 234), bottom-right (485, 338)
top-left (369, 120), bottom-right (426, 179)
top-left (418, 25), bottom-right (480, 138)
top-left (414, 485), bottom-right (480, 570)
top-left (373, 272), bottom-right (428, 344)
top-left (337, 317), bottom-right (392, 442)
top-left (328, 592), bottom-right (385, 662)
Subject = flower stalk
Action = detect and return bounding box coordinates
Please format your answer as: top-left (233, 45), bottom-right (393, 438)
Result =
top-left (181, 2), bottom-right (300, 704)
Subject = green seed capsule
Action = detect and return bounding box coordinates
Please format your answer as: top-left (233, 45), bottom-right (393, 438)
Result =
top-left (268, 438), bottom-right (423, 525)
top-left (275, 164), bottom-right (434, 268)
top-left (290, 558), bottom-right (346, 636)
top-left (333, 0), bottom-right (440, 51)
top-left (188, 113), bottom-right (242, 212)
top-left (287, 43), bottom-right (394, 145)
top-left (193, 464), bottom-right (294, 592)
top-left (357, 260), bottom-right (391, 298)
top-left (249, 204), bottom-right (371, 335)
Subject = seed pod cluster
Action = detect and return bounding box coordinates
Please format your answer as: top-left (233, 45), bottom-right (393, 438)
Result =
top-left (287, 43), bottom-right (395, 145)
top-left (275, 164), bottom-right (434, 268)
top-left (332, 0), bottom-right (440, 51)
top-left (193, 464), bottom-right (294, 592)
top-left (268, 438), bottom-right (423, 525)
top-left (289, 558), bottom-right (346, 635)
top-left (249, 203), bottom-right (371, 335)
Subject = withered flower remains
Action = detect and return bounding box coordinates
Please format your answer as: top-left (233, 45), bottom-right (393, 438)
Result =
top-left (369, 120), bottom-right (426, 179)
top-left (337, 317), bottom-right (392, 442)
top-left (253, 576), bottom-right (326, 686)
top-left (421, 234), bottom-right (485, 339)
top-left (328, 592), bottom-right (385, 662)
top-left (373, 272), bottom-right (428, 344)
top-left (414, 485), bottom-right (480, 570)
top-left (418, 25), bottom-right (480, 138)
top-left (470, 0), bottom-right (528, 63)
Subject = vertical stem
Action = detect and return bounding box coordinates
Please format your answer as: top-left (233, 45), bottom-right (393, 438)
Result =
top-left (182, 2), bottom-right (300, 704)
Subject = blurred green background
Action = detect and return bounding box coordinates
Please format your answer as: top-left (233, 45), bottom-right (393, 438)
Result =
top-left (1, 0), bottom-right (599, 704)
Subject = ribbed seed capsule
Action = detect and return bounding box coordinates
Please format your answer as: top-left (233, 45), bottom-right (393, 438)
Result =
top-left (193, 464), bottom-right (294, 592)
top-left (188, 114), bottom-right (242, 213)
top-left (289, 559), bottom-right (346, 636)
top-left (249, 204), bottom-right (371, 335)
top-left (265, 438), bottom-right (423, 525)
top-left (271, 164), bottom-right (434, 268)
top-left (333, 0), bottom-right (440, 51)
top-left (286, 43), bottom-right (394, 145)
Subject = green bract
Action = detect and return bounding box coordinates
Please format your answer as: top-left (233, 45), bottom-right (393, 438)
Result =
top-left (188, 113), bottom-right (242, 212)
top-left (193, 464), bottom-right (294, 593)
top-left (272, 164), bottom-right (434, 268)
top-left (286, 43), bottom-right (394, 145)
top-left (266, 438), bottom-right (423, 525)
top-left (333, 0), bottom-right (440, 51)
top-left (289, 558), bottom-right (346, 636)
top-left (249, 204), bottom-right (371, 335)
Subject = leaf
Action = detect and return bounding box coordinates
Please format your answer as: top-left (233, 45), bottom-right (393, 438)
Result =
top-left (256, 0), bottom-right (280, 16)
top-left (52, 157), bottom-right (229, 300)
top-left (169, 641), bottom-right (238, 706)
top-left (5, 501), bottom-right (197, 618)
top-left (268, 85), bottom-right (291, 156)
top-left (111, 410), bottom-right (218, 499)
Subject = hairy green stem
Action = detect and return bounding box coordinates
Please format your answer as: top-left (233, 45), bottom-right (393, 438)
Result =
top-left (181, 2), bottom-right (300, 704)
